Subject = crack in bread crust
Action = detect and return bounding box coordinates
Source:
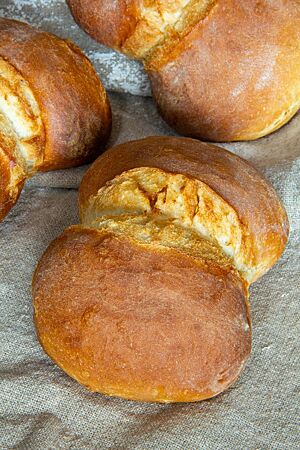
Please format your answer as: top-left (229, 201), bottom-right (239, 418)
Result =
top-left (122, 0), bottom-right (217, 60)
top-left (0, 57), bottom-right (44, 220)
top-left (0, 57), bottom-right (44, 174)
top-left (82, 167), bottom-right (258, 282)
top-left (88, 214), bottom-right (238, 275)
top-left (0, 146), bottom-right (26, 221)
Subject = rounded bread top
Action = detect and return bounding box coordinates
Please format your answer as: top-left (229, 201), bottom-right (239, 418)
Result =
top-left (79, 136), bottom-right (289, 282)
top-left (0, 18), bottom-right (111, 170)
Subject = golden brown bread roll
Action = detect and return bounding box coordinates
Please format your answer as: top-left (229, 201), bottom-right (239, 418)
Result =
top-left (33, 137), bottom-right (289, 403)
top-left (0, 18), bottom-right (111, 222)
top-left (67, 0), bottom-right (300, 141)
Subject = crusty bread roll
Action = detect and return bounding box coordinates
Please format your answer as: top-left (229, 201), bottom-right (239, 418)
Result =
top-left (0, 18), bottom-right (111, 222)
top-left (33, 137), bottom-right (289, 403)
top-left (67, 0), bottom-right (300, 142)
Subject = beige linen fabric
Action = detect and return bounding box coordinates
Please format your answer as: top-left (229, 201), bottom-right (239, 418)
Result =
top-left (0, 1), bottom-right (300, 448)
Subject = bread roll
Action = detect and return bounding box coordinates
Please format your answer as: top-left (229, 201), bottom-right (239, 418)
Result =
top-left (0, 18), bottom-right (111, 222)
top-left (67, 0), bottom-right (300, 141)
top-left (33, 137), bottom-right (289, 403)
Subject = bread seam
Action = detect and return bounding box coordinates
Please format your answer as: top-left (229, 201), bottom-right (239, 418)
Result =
top-left (82, 167), bottom-right (257, 282)
top-left (121, 0), bottom-right (217, 61)
top-left (0, 56), bottom-right (45, 174)
top-left (0, 145), bottom-right (25, 199)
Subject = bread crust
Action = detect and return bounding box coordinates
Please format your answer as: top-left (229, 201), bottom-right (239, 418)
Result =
top-left (67, 0), bottom-right (300, 141)
top-left (33, 226), bottom-right (251, 403)
top-left (79, 137), bottom-right (289, 281)
top-left (67, 0), bottom-right (139, 52)
top-left (148, 0), bottom-right (300, 141)
top-left (0, 147), bottom-right (25, 221)
top-left (0, 18), bottom-right (111, 221)
top-left (0, 18), bottom-right (111, 170)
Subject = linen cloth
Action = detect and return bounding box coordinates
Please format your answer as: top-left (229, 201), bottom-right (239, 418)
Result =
top-left (0, 1), bottom-right (300, 449)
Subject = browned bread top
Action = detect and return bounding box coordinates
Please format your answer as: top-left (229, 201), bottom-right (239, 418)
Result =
top-left (33, 226), bottom-right (251, 403)
top-left (67, 0), bottom-right (216, 60)
top-left (79, 137), bottom-right (289, 282)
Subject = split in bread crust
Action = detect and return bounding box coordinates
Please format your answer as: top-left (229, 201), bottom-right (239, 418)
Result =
top-left (0, 57), bottom-right (44, 173)
top-left (79, 137), bottom-right (289, 283)
top-left (0, 146), bottom-right (26, 221)
top-left (0, 18), bottom-right (111, 222)
top-left (33, 137), bottom-right (289, 403)
top-left (67, 0), bottom-right (300, 141)
top-left (67, 0), bottom-right (216, 60)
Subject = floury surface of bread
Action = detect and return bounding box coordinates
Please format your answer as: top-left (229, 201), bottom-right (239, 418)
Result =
top-left (67, 0), bottom-right (300, 142)
top-left (0, 18), bottom-right (111, 222)
top-left (33, 137), bottom-right (289, 403)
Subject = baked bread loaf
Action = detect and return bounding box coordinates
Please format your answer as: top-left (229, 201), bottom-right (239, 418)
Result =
top-left (33, 137), bottom-right (289, 403)
top-left (0, 18), bottom-right (111, 222)
top-left (67, 0), bottom-right (300, 141)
